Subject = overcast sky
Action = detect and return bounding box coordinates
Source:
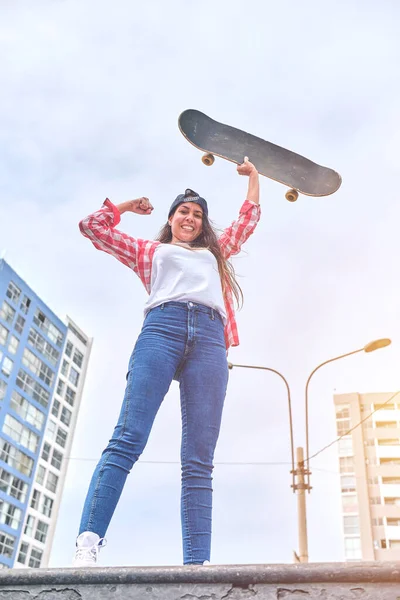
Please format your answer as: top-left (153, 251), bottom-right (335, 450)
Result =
top-left (1, 0), bottom-right (400, 568)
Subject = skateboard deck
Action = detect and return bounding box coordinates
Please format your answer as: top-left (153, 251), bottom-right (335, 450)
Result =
top-left (178, 109), bottom-right (342, 201)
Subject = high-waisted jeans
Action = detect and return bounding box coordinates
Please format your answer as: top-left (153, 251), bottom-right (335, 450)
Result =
top-left (78, 301), bottom-right (229, 564)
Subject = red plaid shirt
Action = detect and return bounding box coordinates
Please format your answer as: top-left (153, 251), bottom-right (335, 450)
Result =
top-left (79, 198), bottom-right (261, 349)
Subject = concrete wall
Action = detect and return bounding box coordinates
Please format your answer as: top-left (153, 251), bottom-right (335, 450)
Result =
top-left (1, 562), bottom-right (400, 599)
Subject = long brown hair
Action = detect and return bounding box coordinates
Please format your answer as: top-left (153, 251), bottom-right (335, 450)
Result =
top-left (156, 212), bottom-right (243, 309)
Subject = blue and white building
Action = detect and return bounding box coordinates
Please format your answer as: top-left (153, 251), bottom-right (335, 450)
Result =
top-left (0, 259), bottom-right (92, 568)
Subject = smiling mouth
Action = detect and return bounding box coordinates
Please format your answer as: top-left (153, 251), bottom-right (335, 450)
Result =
top-left (181, 226), bottom-right (194, 232)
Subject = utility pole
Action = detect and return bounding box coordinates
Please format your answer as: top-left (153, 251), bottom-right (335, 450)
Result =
top-left (292, 447), bottom-right (311, 563)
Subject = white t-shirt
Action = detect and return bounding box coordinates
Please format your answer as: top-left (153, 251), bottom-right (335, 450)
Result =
top-left (144, 243), bottom-right (227, 323)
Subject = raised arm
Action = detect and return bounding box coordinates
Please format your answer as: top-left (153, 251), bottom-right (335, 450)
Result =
top-left (218, 159), bottom-right (261, 259)
top-left (79, 197), bottom-right (157, 274)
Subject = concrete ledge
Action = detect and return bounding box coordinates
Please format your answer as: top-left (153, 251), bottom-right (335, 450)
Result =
top-left (0, 562), bottom-right (400, 599)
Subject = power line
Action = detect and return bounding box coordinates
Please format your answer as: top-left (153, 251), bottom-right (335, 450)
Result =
top-left (65, 457), bottom-right (293, 466)
top-left (308, 390), bottom-right (400, 463)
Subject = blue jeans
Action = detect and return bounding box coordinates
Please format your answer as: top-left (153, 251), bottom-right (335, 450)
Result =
top-left (79, 301), bottom-right (229, 564)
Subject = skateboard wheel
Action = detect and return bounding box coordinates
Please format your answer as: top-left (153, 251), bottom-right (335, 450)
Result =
top-left (202, 153), bottom-right (215, 166)
top-left (285, 189), bottom-right (299, 202)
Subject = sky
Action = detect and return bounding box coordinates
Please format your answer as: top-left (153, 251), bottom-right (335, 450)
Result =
top-left (1, 0), bottom-right (400, 568)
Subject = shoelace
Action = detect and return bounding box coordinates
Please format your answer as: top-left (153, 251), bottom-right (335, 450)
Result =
top-left (75, 538), bottom-right (107, 563)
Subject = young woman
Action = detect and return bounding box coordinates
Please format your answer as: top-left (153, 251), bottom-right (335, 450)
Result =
top-left (73, 158), bottom-right (261, 567)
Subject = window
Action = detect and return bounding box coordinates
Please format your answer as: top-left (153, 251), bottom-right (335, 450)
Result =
top-left (14, 315), bottom-right (25, 334)
top-left (382, 477), bottom-right (400, 485)
top-left (0, 379), bottom-right (7, 401)
top-left (389, 540), bottom-right (400, 549)
top-left (65, 386), bottom-right (76, 407)
top-left (22, 348), bottom-right (54, 387)
top-left (65, 341), bottom-right (73, 357)
top-left (17, 542), bottom-right (29, 565)
top-left (69, 367), bottom-right (80, 387)
top-left (56, 427), bottom-right (67, 448)
top-left (343, 515), bottom-right (360, 535)
top-left (372, 518), bottom-right (384, 526)
top-left (31, 489), bottom-right (41, 510)
top-left (0, 533), bottom-right (15, 559)
top-left (370, 496), bottom-right (382, 505)
top-left (16, 369), bottom-right (50, 408)
top-left (10, 391), bottom-right (45, 431)
top-left (2, 357), bottom-right (14, 377)
top-left (28, 328), bottom-right (59, 367)
top-left (337, 419), bottom-right (350, 436)
top-left (46, 472), bottom-right (58, 493)
top-left (7, 335), bottom-right (19, 355)
top-left (60, 406), bottom-right (72, 427)
top-left (6, 282), bottom-right (21, 304)
top-left (342, 494), bottom-right (358, 512)
top-left (387, 518), bottom-right (400, 526)
top-left (375, 403), bottom-right (395, 410)
top-left (42, 442), bottom-right (51, 462)
top-left (0, 468), bottom-right (28, 502)
top-left (336, 405), bottom-right (350, 419)
top-left (33, 310), bottom-right (63, 347)
top-left (375, 421), bottom-right (397, 428)
top-left (339, 456), bottom-right (354, 473)
top-left (0, 324), bottom-right (8, 346)
top-left (61, 359), bottom-right (69, 376)
top-left (24, 515), bottom-right (35, 536)
top-left (344, 536), bottom-right (361, 559)
top-left (35, 520), bottom-right (48, 544)
top-left (46, 420), bottom-right (57, 442)
top-left (380, 458), bottom-right (400, 465)
top-left (73, 349), bottom-right (83, 368)
top-left (36, 465), bottom-right (46, 486)
top-left (51, 448), bottom-right (63, 471)
top-left (0, 301), bottom-right (15, 324)
top-left (20, 295), bottom-right (31, 315)
top-left (0, 499), bottom-right (22, 529)
top-left (341, 475), bottom-right (356, 493)
top-left (384, 497), bottom-right (400, 506)
top-left (2, 415), bottom-right (39, 453)
top-left (338, 437), bottom-right (353, 456)
top-left (41, 496), bottom-right (53, 518)
top-left (368, 476), bottom-right (379, 485)
top-left (51, 399), bottom-right (60, 418)
top-left (377, 439), bottom-right (400, 446)
top-left (29, 547), bottom-right (42, 568)
top-left (56, 379), bottom-right (65, 397)
top-left (0, 439), bottom-right (34, 476)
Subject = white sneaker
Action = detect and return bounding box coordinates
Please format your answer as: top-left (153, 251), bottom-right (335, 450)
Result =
top-left (72, 531), bottom-right (106, 567)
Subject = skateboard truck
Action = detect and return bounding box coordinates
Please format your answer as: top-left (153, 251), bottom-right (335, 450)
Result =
top-left (202, 152), bottom-right (300, 202)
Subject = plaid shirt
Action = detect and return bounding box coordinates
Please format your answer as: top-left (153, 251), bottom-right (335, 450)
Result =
top-left (79, 198), bottom-right (261, 349)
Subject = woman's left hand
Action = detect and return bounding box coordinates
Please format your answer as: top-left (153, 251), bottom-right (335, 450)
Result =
top-left (237, 157), bottom-right (258, 176)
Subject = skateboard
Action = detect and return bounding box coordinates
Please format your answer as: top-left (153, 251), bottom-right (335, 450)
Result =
top-left (178, 109), bottom-right (342, 202)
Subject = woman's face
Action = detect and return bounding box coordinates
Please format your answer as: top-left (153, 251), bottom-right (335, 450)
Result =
top-left (169, 202), bottom-right (203, 244)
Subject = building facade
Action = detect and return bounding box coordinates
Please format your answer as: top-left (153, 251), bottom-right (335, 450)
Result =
top-left (0, 259), bottom-right (92, 568)
top-left (335, 392), bottom-right (400, 561)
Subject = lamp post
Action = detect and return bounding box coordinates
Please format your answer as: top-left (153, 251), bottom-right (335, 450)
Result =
top-left (228, 337), bottom-right (391, 563)
top-left (304, 338), bottom-right (392, 489)
top-left (227, 362), bottom-right (295, 485)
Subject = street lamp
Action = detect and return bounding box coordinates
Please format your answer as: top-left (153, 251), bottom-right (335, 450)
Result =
top-left (229, 336), bottom-right (391, 564)
top-left (304, 338), bottom-right (391, 488)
